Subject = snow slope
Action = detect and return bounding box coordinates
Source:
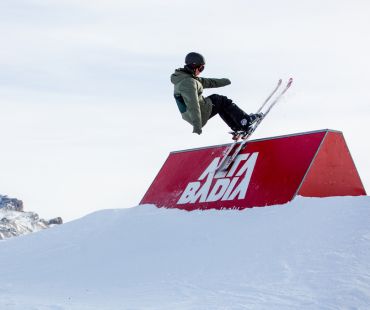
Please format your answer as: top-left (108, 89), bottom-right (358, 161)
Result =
top-left (0, 196), bottom-right (369, 309)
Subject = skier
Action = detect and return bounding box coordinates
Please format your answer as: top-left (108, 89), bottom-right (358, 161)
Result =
top-left (170, 52), bottom-right (262, 137)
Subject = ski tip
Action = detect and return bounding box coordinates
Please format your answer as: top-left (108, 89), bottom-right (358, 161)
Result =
top-left (287, 77), bottom-right (293, 86)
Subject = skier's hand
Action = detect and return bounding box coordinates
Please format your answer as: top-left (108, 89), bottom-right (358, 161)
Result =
top-left (193, 127), bottom-right (202, 135)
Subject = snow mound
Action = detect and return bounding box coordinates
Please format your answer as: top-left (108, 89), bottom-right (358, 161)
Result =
top-left (0, 196), bottom-right (369, 309)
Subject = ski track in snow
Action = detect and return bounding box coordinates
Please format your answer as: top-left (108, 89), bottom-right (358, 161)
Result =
top-left (0, 196), bottom-right (369, 309)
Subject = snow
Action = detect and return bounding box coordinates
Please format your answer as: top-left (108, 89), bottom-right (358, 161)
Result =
top-left (0, 196), bottom-right (369, 309)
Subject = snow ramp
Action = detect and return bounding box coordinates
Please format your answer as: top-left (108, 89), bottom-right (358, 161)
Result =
top-left (141, 129), bottom-right (366, 210)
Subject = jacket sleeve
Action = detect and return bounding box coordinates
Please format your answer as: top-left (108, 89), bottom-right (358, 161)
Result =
top-left (198, 77), bottom-right (231, 89)
top-left (179, 78), bottom-right (202, 131)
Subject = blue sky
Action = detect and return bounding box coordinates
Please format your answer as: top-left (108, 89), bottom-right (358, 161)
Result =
top-left (1, 0), bottom-right (369, 220)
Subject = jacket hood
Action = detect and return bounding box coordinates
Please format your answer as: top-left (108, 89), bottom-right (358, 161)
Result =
top-left (170, 68), bottom-right (195, 85)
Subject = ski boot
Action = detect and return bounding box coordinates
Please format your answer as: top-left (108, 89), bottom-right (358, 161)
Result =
top-left (248, 113), bottom-right (264, 126)
top-left (239, 113), bottom-right (264, 136)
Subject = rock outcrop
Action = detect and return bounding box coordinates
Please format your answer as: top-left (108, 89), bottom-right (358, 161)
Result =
top-left (0, 195), bottom-right (63, 239)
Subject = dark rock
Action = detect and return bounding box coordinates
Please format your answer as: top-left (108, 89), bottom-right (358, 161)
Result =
top-left (0, 195), bottom-right (24, 211)
top-left (48, 217), bottom-right (63, 225)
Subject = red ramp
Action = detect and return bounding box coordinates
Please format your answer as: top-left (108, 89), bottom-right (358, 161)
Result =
top-left (141, 129), bottom-right (366, 210)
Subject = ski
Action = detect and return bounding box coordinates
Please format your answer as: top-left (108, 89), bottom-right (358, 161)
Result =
top-left (256, 78), bottom-right (282, 114)
top-left (216, 78), bottom-right (293, 172)
top-left (216, 79), bottom-right (283, 172)
top-left (216, 131), bottom-right (247, 172)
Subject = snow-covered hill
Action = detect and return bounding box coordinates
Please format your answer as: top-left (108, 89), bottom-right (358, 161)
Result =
top-left (0, 196), bottom-right (369, 309)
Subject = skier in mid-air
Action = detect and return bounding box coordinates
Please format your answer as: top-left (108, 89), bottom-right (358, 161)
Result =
top-left (170, 52), bottom-right (262, 137)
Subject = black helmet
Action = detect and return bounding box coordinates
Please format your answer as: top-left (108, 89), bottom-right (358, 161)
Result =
top-left (185, 52), bottom-right (205, 66)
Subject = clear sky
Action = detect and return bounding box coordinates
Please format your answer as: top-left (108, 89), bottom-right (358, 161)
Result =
top-left (1, 0), bottom-right (369, 221)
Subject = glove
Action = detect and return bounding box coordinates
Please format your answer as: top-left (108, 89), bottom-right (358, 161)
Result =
top-left (193, 127), bottom-right (202, 135)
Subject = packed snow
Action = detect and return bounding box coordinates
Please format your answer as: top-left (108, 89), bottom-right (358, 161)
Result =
top-left (0, 196), bottom-right (369, 309)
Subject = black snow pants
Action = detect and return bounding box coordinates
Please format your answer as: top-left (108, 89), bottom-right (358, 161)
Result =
top-left (208, 94), bottom-right (250, 132)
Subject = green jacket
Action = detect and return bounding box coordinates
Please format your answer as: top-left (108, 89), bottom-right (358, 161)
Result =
top-left (170, 68), bottom-right (231, 134)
